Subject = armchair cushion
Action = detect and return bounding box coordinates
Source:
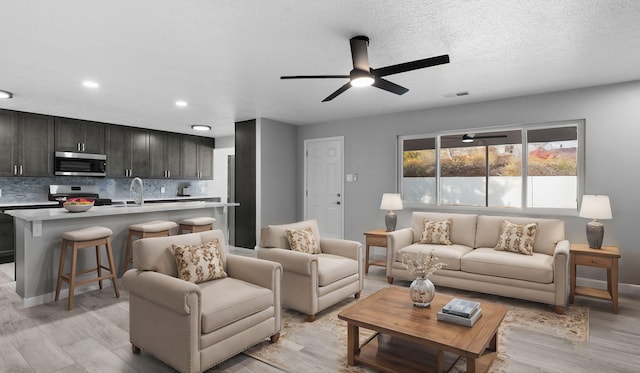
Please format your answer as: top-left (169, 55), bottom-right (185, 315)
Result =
top-left (173, 240), bottom-right (227, 283)
top-left (316, 254), bottom-right (359, 286)
top-left (286, 227), bottom-right (321, 254)
top-left (259, 220), bottom-right (320, 249)
top-left (199, 277), bottom-right (274, 334)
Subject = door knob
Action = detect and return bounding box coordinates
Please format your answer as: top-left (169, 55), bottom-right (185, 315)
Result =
top-left (336, 201), bottom-right (341, 205)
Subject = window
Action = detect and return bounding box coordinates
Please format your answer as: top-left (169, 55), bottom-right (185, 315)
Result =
top-left (398, 121), bottom-right (583, 211)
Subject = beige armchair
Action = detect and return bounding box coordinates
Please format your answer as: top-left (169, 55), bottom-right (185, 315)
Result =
top-left (122, 230), bottom-right (282, 373)
top-left (257, 220), bottom-right (363, 322)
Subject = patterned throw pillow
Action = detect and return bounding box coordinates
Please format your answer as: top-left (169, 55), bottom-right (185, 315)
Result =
top-left (495, 220), bottom-right (538, 255)
top-left (419, 218), bottom-right (453, 245)
top-left (173, 239), bottom-right (227, 283)
top-left (285, 226), bottom-right (321, 254)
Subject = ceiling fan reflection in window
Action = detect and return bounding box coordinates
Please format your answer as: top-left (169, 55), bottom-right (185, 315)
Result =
top-left (280, 35), bottom-right (450, 102)
top-left (461, 133), bottom-right (508, 143)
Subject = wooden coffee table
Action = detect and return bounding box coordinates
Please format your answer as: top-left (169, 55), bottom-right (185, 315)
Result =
top-left (338, 287), bottom-right (507, 373)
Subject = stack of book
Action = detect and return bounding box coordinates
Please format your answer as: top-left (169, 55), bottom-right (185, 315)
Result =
top-left (437, 298), bottom-right (482, 327)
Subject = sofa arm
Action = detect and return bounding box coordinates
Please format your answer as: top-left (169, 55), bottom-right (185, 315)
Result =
top-left (320, 238), bottom-right (362, 261)
top-left (257, 248), bottom-right (317, 276)
top-left (386, 228), bottom-right (415, 266)
top-left (122, 270), bottom-right (200, 315)
top-left (226, 255), bottom-right (282, 290)
top-left (552, 240), bottom-right (571, 307)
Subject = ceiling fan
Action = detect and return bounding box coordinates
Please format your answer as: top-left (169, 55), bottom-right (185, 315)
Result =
top-left (280, 35), bottom-right (450, 102)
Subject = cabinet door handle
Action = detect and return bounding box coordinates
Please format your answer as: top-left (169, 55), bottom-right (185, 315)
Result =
top-left (168, 170), bottom-right (170, 178)
top-left (13, 165), bottom-right (17, 175)
top-left (82, 143), bottom-right (85, 152)
top-left (19, 165), bottom-right (23, 176)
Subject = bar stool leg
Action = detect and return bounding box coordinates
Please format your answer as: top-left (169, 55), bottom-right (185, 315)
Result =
top-left (122, 230), bottom-right (137, 277)
top-left (96, 245), bottom-right (103, 289)
top-left (55, 240), bottom-right (68, 301)
top-left (68, 243), bottom-right (79, 310)
top-left (105, 237), bottom-right (120, 298)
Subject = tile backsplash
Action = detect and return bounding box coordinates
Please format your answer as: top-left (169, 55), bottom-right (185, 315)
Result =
top-left (0, 177), bottom-right (211, 203)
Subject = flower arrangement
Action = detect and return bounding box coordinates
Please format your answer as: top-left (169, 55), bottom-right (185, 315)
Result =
top-left (402, 250), bottom-right (446, 278)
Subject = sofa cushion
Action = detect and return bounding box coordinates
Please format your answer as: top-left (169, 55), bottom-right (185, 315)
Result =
top-left (199, 277), bottom-right (273, 334)
top-left (316, 254), bottom-right (358, 286)
top-left (286, 227), bottom-right (321, 254)
top-left (411, 212), bottom-right (477, 248)
top-left (475, 215), bottom-right (564, 256)
top-left (173, 240), bottom-right (227, 283)
top-left (461, 248), bottom-right (554, 283)
top-left (494, 220), bottom-right (538, 255)
top-left (398, 243), bottom-right (472, 271)
top-left (419, 218), bottom-right (453, 245)
top-left (259, 220), bottom-right (320, 249)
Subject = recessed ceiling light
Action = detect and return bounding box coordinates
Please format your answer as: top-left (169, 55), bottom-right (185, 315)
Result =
top-left (82, 81), bottom-right (100, 89)
top-left (191, 125), bottom-right (211, 131)
top-left (175, 100), bottom-right (188, 107)
top-left (0, 90), bottom-right (13, 99)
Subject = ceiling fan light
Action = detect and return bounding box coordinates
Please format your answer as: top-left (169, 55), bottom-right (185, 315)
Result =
top-left (462, 134), bottom-right (474, 143)
top-left (350, 76), bottom-right (374, 87)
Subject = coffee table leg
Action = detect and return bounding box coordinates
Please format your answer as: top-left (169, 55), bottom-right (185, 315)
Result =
top-left (347, 323), bottom-right (359, 366)
top-left (466, 357), bottom-right (477, 373)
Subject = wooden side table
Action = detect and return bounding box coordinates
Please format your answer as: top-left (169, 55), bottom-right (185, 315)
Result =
top-left (569, 243), bottom-right (621, 313)
top-left (363, 229), bottom-right (390, 274)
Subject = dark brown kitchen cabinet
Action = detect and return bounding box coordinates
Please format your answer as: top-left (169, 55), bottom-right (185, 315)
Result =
top-left (106, 126), bottom-right (149, 178)
top-left (55, 117), bottom-right (105, 153)
top-left (149, 131), bottom-right (182, 178)
top-left (0, 110), bottom-right (54, 177)
top-left (182, 135), bottom-right (214, 179)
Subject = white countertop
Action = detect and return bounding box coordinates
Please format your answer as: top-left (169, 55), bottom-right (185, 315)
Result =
top-left (111, 195), bottom-right (221, 203)
top-left (4, 201), bottom-right (239, 222)
top-left (0, 201), bottom-right (59, 208)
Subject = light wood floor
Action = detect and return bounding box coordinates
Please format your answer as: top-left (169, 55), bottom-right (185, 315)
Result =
top-left (1, 250), bottom-right (639, 373)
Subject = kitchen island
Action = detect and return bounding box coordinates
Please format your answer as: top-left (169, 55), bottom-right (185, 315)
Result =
top-left (5, 201), bottom-right (238, 307)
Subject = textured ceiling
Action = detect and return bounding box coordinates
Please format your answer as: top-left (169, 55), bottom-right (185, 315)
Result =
top-left (1, 0), bottom-right (640, 138)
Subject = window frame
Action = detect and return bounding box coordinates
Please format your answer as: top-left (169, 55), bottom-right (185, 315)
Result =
top-left (397, 119), bottom-right (585, 216)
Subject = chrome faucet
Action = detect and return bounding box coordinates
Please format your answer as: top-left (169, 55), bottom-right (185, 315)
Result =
top-left (129, 177), bottom-right (144, 207)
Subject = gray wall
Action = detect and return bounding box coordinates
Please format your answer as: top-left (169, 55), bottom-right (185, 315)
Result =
top-left (259, 118), bottom-right (298, 231)
top-left (296, 80), bottom-right (640, 286)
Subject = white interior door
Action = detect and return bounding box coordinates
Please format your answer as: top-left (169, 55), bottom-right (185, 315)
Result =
top-left (305, 137), bottom-right (344, 239)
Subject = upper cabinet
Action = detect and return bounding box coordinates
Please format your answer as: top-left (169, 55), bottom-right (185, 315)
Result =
top-left (182, 135), bottom-right (214, 179)
top-left (55, 117), bottom-right (105, 153)
top-left (0, 110), bottom-right (54, 177)
top-left (149, 131), bottom-right (182, 178)
top-left (106, 126), bottom-right (149, 178)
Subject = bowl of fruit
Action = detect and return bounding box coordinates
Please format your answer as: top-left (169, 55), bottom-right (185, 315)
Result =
top-left (63, 197), bottom-right (94, 213)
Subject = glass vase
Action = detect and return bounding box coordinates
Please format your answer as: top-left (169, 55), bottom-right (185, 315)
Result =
top-left (409, 277), bottom-right (435, 307)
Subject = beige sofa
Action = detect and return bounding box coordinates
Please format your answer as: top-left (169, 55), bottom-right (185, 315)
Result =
top-left (257, 220), bottom-right (364, 321)
top-left (122, 230), bottom-right (282, 373)
top-left (387, 212), bottom-right (569, 313)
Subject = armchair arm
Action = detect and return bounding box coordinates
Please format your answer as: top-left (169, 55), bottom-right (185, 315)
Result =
top-left (122, 270), bottom-right (200, 315)
top-left (320, 238), bottom-right (362, 261)
top-left (226, 255), bottom-right (282, 290)
top-left (386, 228), bottom-right (415, 267)
top-left (552, 239), bottom-right (570, 306)
top-left (257, 248), bottom-right (317, 276)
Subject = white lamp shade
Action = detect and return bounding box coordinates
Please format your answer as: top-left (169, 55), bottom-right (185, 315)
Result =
top-left (579, 195), bottom-right (612, 220)
top-left (380, 193), bottom-right (403, 211)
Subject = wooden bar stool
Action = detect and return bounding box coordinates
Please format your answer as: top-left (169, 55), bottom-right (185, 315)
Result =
top-left (55, 226), bottom-right (120, 310)
top-left (121, 220), bottom-right (178, 275)
top-left (177, 217), bottom-right (216, 234)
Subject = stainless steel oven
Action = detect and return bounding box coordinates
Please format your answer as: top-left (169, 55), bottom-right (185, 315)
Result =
top-left (54, 152), bottom-right (106, 177)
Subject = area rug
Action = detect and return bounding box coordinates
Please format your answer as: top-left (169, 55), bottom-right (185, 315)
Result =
top-left (244, 286), bottom-right (588, 373)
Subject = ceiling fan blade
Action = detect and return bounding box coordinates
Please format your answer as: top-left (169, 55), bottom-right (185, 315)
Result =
top-left (475, 135), bottom-right (508, 139)
top-left (374, 54), bottom-right (450, 77)
top-left (281, 75), bottom-right (349, 79)
top-left (322, 82), bottom-right (352, 102)
top-left (372, 78), bottom-right (409, 95)
top-left (350, 35), bottom-right (371, 72)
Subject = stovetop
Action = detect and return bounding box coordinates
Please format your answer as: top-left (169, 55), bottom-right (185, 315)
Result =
top-left (48, 185), bottom-right (112, 206)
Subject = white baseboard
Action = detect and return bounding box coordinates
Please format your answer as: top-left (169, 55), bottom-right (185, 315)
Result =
top-left (576, 277), bottom-right (640, 297)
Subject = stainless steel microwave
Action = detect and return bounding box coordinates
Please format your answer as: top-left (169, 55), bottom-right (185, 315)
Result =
top-left (54, 152), bottom-right (107, 177)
